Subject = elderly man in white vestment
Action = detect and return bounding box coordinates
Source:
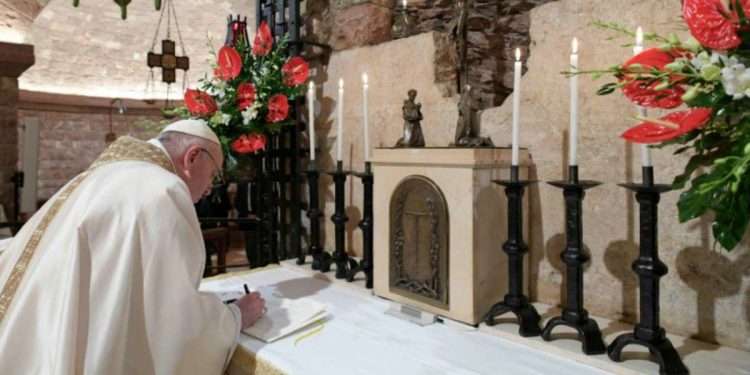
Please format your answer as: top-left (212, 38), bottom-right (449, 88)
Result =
top-left (0, 119), bottom-right (266, 374)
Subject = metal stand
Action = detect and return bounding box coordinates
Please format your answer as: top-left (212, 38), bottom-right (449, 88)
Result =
top-left (608, 166), bottom-right (689, 374)
top-left (324, 161), bottom-right (356, 278)
top-left (347, 162), bottom-right (374, 288)
top-left (541, 166), bottom-right (606, 354)
top-left (484, 166), bottom-right (541, 337)
top-left (302, 164), bottom-right (328, 269)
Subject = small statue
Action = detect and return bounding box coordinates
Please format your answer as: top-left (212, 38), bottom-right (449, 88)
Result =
top-left (454, 84), bottom-right (493, 147)
top-left (395, 89), bottom-right (425, 147)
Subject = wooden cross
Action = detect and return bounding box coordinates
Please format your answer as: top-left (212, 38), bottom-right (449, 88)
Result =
top-left (147, 39), bottom-right (189, 84)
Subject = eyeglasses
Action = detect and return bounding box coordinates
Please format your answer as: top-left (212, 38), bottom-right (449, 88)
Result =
top-left (200, 148), bottom-right (225, 186)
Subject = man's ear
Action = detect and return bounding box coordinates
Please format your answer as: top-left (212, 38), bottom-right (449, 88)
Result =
top-left (182, 146), bottom-right (202, 173)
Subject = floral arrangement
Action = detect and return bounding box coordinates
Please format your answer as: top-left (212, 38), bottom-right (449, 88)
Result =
top-left (588, 0), bottom-right (750, 251)
top-left (182, 20), bottom-right (309, 173)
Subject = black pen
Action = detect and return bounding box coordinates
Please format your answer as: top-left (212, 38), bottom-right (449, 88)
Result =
top-left (244, 284), bottom-right (250, 295)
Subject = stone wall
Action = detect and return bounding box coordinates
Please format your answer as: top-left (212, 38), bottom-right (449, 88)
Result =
top-left (479, 0), bottom-right (750, 351)
top-left (304, 0), bottom-right (556, 106)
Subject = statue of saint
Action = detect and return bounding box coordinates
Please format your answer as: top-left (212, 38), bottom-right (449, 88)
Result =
top-left (454, 85), bottom-right (493, 147)
top-left (395, 89), bottom-right (425, 148)
top-left (448, 0), bottom-right (469, 92)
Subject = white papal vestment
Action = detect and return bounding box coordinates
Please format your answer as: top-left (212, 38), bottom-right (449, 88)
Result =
top-left (0, 137), bottom-right (240, 374)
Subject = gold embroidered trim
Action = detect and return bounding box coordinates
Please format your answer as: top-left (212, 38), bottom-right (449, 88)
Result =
top-left (91, 136), bottom-right (175, 173)
top-left (231, 346), bottom-right (287, 375)
top-left (0, 172), bottom-right (89, 322)
top-left (0, 136), bottom-right (176, 324)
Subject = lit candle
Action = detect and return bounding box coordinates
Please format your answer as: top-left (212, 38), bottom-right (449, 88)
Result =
top-left (402, 0), bottom-right (407, 8)
top-left (308, 81), bottom-right (315, 161)
top-left (633, 26), bottom-right (652, 167)
top-left (511, 48), bottom-right (522, 166)
top-left (337, 78), bottom-right (344, 162)
top-left (570, 37), bottom-right (579, 166)
top-left (362, 73), bottom-right (370, 162)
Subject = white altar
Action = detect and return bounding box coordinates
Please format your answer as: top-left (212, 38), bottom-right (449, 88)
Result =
top-left (200, 265), bottom-right (608, 375)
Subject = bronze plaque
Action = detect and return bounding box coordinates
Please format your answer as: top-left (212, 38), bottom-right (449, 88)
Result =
top-left (389, 175), bottom-right (449, 309)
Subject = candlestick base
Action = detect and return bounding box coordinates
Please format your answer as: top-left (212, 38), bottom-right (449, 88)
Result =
top-left (347, 163), bottom-right (374, 288)
top-left (326, 162), bottom-right (355, 279)
top-left (484, 172), bottom-right (541, 337)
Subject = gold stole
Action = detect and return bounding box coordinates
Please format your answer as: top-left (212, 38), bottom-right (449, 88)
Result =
top-left (0, 136), bottom-right (176, 323)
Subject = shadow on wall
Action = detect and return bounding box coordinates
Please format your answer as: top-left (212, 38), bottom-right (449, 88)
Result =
top-left (675, 219), bottom-right (750, 354)
top-left (527, 163), bottom-right (544, 300)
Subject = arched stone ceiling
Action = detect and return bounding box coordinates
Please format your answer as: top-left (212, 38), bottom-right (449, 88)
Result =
top-left (16, 0), bottom-right (254, 99)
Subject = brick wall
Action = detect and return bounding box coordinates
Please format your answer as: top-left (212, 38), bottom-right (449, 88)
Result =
top-left (18, 92), bottom-right (167, 202)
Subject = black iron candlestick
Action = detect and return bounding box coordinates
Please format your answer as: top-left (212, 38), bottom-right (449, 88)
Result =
top-left (325, 161), bottom-right (354, 279)
top-left (484, 165), bottom-right (542, 337)
top-left (541, 165), bottom-right (606, 354)
top-left (302, 163), bottom-right (329, 269)
top-left (347, 161), bottom-right (374, 288)
top-left (608, 166), bottom-right (688, 375)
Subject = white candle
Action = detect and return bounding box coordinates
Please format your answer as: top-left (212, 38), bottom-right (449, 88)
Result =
top-left (633, 26), bottom-right (652, 167)
top-left (337, 78), bottom-right (344, 162)
top-left (570, 37), bottom-right (579, 166)
top-left (308, 81), bottom-right (315, 161)
top-left (511, 48), bottom-right (522, 166)
top-left (402, 0), bottom-right (407, 8)
top-left (362, 73), bottom-right (370, 162)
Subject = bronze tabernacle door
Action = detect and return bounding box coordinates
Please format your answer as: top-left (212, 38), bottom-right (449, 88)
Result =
top-left (389, 175), bottom-right (449, 309)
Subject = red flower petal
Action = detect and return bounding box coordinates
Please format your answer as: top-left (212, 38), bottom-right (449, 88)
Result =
top-left (282, 56), bottom-right (309, 86)
top-left (252, 21), bottom-right (273, 56)
top-left (247, 133), bottom-right (267, 152)
top-left (266, 94), bottom-right (289, 123)
top-left (184, 89), bottom-right (218, 117)
top-left (217, 46), bottom-right (242, 80)
top-left (620, 48), bottom-right (688, 109)
top-left (231, 133), bottom-right (267, 154)
top-left (683, 0), bottom-right (750, 50)
top-left (237, 82), bottom-right (256, 111)
top-left (621, 108), bottom-right (713, 143)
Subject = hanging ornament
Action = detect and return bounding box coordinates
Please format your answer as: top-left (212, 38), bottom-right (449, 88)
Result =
top-left (145, 0), bottom-right (189, 113)
top-left (225, 15), bottom-right (250, 47)
top-left (72, 0), bottom-right (162, 20)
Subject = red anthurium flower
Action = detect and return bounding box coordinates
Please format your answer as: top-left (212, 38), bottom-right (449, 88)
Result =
top-left (184, 89), bottom-right (218, 117)
top-left (237, 83), bottom-right (256, 110)
top-left (266, 94), bottom-right (289, 123)
top-left (231, 133), bottom-right (267, 154)
top-left (216, 45), bottom-right (242, 80)
top-left (621, 108), bottom-right (713, 144)
top-left (253, 21), bottom-right (273, 56)
top-left (620, 48), bottom-right (689, 109)
top-left (683, 0), bottom-right (750, 50)
top-left (282, 56), bottom-right (309, 86)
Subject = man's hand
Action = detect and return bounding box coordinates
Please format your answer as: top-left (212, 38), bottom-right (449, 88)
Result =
top-left (234, 291), bottom-right (266, 330)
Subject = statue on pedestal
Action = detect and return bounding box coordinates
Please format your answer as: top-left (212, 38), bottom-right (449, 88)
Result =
top-left (395, 89), bottom-right (425, 148)
top-left (454, 85), bottom-right (493, 147)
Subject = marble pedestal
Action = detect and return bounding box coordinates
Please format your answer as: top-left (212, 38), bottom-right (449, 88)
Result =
top-left (372, 147), bottom-right (531, 325)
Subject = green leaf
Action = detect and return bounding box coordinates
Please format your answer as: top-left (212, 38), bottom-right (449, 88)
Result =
top-left (677, 189), bottom-right (709, 222)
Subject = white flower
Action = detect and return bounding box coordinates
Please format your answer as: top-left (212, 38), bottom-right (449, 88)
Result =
top-left (241, 102), bottom-right (259, 125)
top-left (221, 113), bottom-right (232, 125)
top-left (721, 59), bottom-right (750, 99)
top-left (691, 51), bottom-right (711, 70)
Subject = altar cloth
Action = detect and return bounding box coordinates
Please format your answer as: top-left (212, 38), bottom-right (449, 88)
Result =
top-left (200, 267), bottom-right (611, 375)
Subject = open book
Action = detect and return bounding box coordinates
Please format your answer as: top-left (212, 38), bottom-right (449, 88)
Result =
top-left (213, 287), bottom-right (329, 343)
